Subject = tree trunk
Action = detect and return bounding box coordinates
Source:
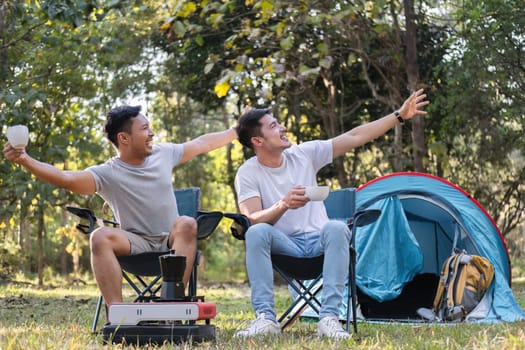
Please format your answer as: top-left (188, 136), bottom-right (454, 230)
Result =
top-left (60, 209), bottom-right (68, 276)
top-left (0, 0), bottom-right (8, 85)
top-left (37, 207), bottom-right (44, 287)
top-left (22, 210), bottom-right (32, 273)
top-left (72, 234), bottom-right (80, 284)
top-left (320, 70), bottom-right (348, 187)
top-left (403, 0), bottom-right (426, 172)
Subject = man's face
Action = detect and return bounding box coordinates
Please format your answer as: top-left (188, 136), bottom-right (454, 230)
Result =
top-left (255, 114), bottom-right (291, 151)
top-left (122, 114), bottom-right (155, 156)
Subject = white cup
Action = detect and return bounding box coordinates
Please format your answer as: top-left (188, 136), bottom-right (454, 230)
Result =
top-left (304, 186), bottom-right (330, 201)
top-left (6, 125), bottom-right (29, 149)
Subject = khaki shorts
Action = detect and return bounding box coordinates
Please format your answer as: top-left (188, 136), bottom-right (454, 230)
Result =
top-left (124, 232), bottom-right (170, 255)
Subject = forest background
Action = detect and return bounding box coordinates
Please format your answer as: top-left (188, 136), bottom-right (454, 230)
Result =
top-left (1, 0), bottom-right (524, 286)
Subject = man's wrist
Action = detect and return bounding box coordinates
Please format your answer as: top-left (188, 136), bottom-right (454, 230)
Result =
top-left (277, 199), bottom-right (289, 211)
top-left (226, 126), bottom-right (238, 141)
top-left (394, 110), bottom-right (405, 124)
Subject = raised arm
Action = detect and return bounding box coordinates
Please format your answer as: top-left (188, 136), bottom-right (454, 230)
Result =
top-left (332, 89), bottom-right (429, 158)
top-left (3, 143), bottom-right (96, 195)
top-left (180, 127), bottom-right (238, 164)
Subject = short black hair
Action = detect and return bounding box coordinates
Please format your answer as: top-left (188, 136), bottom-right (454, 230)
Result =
top-left (104, 105), bottom-right (141, 147)
top-left (237, 108), bottom-right (272, 149)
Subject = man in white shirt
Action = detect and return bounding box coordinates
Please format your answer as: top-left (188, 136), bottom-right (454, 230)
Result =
top-left (233, 89), bottom-right (429, 339)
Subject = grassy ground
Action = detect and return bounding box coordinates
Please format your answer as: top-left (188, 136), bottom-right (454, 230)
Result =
top-left (0, 278), bottom-right (524, 350)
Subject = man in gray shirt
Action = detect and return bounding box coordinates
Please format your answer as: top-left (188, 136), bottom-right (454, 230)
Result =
top-left (3, 105), bottom-right (237, 310)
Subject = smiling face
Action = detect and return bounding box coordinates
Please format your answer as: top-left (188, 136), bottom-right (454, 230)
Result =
top-left (117, 114), bottom-right (155, 161)
top-left (252, 114), bottom-right (291, 153)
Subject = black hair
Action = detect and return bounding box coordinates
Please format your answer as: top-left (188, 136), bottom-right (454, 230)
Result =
top-left (237, 108), bottom-right (272, 149)
top-left (104, 105), bottom-right (141, 147)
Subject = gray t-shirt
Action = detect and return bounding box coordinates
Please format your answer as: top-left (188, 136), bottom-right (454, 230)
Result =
top-left (86, 143), bottom-right (184, 235)
top-left (234, 140), bottom-right (333, 235)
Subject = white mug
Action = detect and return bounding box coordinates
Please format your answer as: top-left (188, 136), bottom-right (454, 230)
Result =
top-left (304, 186), bottom-right (330, 201)
top-left (6, 125), bottom-right (29, 149)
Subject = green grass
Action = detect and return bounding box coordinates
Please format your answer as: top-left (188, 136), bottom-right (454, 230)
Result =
top-left (1, 279), bottom-right (524, 349)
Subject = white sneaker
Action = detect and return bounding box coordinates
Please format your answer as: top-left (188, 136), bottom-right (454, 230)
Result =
top-left (234, 313), bottom-right (281, 338)
top-left (317, 316), bottom-right (351, 339)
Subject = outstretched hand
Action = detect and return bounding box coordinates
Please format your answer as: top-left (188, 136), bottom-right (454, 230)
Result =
top-left (3, 143), bottom-right (28, 164)
top-left (398, 89), bottom-right (429, 121)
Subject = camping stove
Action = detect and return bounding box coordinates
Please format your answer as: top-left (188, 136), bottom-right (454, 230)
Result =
top-left (102, 251), bottom-right (216, 345)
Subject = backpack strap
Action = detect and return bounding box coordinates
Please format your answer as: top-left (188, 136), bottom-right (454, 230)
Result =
top-left (451, 252), bottom-right (468, 308)
top-left (433, 253), bottom-right (456, 311)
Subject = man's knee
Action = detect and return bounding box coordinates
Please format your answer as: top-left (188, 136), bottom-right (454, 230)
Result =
top-left (322, 220), bottom-right (351, 244)
top-left (90, 226), bottom-right (129, 255)
top-left (90, 226), bottom-right (113, 251)
top-left (245, 223), bottom-right (273, 244)
top-left (325, 220), bottom-right (349, 231)
top-left (172, 215), bottom-right (197, 240)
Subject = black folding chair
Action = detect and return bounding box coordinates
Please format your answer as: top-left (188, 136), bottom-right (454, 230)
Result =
top-left (66, 187), bottom-right (223, 333)
top-left (224, 188), bottom-right (380, 333)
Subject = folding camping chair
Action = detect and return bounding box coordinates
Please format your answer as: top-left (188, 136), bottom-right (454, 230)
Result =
top-left (224, 187), bottom-right (380, 333)
top-left (66, 187), bottom-right (223, 333)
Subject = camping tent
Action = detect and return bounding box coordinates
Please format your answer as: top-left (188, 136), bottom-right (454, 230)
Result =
top-left (350, 172), bottom-right (525, 322)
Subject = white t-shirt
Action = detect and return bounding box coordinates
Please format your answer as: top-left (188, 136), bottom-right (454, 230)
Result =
top-left (86, 143), bottom-right (184, 235)
top-left (235, 140), bottom-right (333, 235)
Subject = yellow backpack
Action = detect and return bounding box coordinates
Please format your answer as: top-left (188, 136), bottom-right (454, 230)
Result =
top-left (432, 251), bottom-right (495, 321)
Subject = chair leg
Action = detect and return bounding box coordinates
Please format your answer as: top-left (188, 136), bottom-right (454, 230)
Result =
top-left (346, 244), bottom-right (358, 333)
top-left (273, 265), bottom-right (323, 330)
top-left (92, 295), bottom-right (104, 333)
top-left (346, 218), bottom-right (361, 334)
top-left (350, 248), bottom-right (358, 333)
top-left (188, 251), bottom-right (200, 298)
top-left (346, 256), bottom-right (352, 332)
top-left (279, 278), bottom-right (323, 330)
top-left (125, 273), bottom-right (162, 302)
top-left (96, 250), bottom-right (203, 331)
top-left (345, 208), bottom-right (381, 333)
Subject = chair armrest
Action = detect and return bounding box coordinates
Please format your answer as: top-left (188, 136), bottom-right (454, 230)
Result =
top-left (66, 206), bottom-right (97, 234)
top-left (196, 210), bottom-right (223, 240)
top-left (65, 206), bottom-right (119, 234)
top-left (350, 209), bottom-right (381, 228)
top-left (223, 212), bottom-right (251, 241)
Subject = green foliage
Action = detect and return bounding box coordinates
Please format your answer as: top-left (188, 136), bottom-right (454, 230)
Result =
top-left (159, 1), bottom-right (450, 187)
top-left (0, 241), bottom-right (23, 277)
top-left (426, 0), bottom-right (525, 239)
top-left (1, 0), bottom-right (525, 280)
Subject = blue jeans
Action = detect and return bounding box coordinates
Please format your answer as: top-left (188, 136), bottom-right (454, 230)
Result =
top-left (245, 220), bottom-right (351, 322)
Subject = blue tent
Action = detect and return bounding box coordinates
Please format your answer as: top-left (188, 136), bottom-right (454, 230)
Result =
top-left (352, 172), bottom-right (525, 322)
